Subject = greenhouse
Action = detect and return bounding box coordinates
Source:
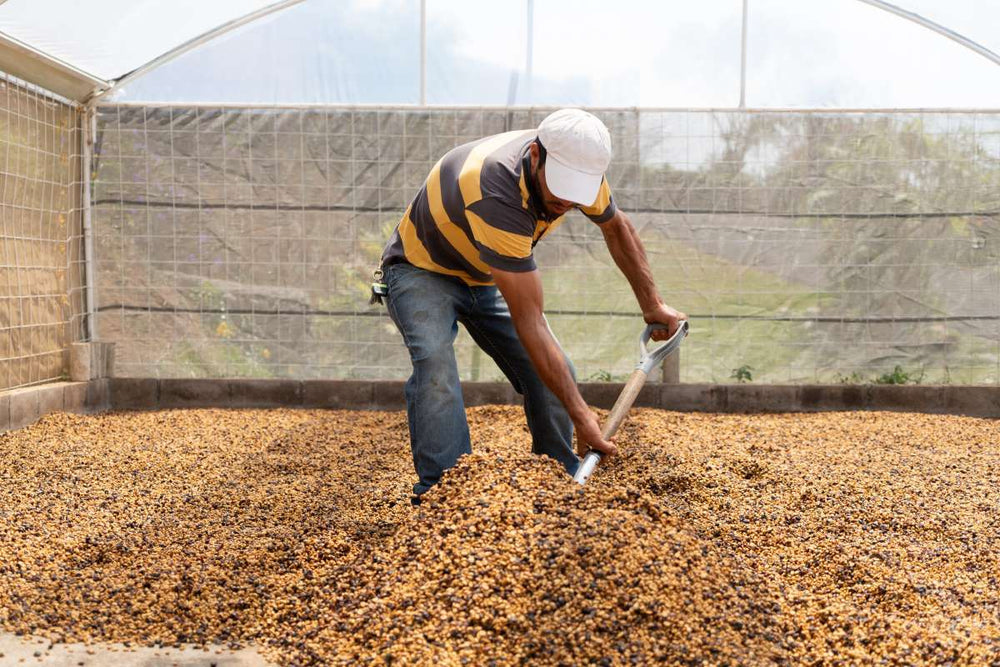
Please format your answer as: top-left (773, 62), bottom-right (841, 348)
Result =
top-left (0, 0), bottom-right (998, 664)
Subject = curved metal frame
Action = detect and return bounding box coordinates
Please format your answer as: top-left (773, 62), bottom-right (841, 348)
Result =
top-left (856, 0), bottom-right (1000, 69)
top-left (90, 0), bottom-right (307, 103)
top-left (91, 0), bottom-right (1000, 108)
top-left (7, 0), bottom-right (997, 106)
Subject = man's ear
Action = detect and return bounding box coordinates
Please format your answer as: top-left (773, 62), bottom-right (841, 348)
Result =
top-left (528, 141), bottom-right (539, 170)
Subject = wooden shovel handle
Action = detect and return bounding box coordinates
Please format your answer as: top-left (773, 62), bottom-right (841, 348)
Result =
top-left (574, 368), bottom-right (649, 485)
top-left (601, 367), bottom-right (648, 440)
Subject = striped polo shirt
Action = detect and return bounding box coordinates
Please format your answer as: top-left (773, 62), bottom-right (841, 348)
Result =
top-left (381, 129), bottom-right (616, 286)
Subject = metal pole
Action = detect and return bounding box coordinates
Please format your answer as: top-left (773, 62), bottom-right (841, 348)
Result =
top-left (739, 0), bottom-right (748, 108)
top-left (420, 0), bottom-right (427, 105)
top-left (82, 106), bottom-right (97, 341)
top-left (525, 0), bottom-right (533, 103)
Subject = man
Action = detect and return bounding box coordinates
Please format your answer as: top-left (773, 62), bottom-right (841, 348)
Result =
top-left (377, 108), bottom-right (686, 502)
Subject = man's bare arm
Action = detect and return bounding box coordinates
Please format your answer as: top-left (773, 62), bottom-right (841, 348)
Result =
top-left (600, 209), bottom-right (687, 339)
top-left (491, 267), bottom-right (617, 457)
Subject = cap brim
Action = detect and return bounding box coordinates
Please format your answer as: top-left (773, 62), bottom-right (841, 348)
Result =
top-left (544, 155), bottom-right (603, 207)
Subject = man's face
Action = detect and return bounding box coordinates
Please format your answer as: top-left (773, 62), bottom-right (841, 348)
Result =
top-left (530, 143), bottom-right (576, 218)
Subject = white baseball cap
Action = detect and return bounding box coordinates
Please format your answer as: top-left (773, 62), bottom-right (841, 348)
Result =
top-left (536, 108), bottom-right (612, 207)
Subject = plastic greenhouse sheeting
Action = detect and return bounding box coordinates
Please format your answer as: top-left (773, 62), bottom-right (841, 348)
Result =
top-left (108, 0), bottom-right (1000, 107)
top-left (0, 0), bottom-right (278, 81)
top-left (743, 0), bottom-right (1000, 109)
top-left (3, 0), bottom-right (1000, 107)
top-left (889, 0), bottom-right (999, 63)
top-left (109, 0), bottom-right (422, 105)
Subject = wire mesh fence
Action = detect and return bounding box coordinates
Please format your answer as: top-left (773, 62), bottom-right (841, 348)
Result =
top-left (90, 105), bottom-right (1000, 384)
top-left (0, 73), bottom-right (85, 391)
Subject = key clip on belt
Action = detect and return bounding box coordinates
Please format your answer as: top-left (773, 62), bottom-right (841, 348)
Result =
top-left (369, 267), bottom-right (388, 305)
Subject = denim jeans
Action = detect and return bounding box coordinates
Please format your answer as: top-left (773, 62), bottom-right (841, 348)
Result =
top-left (384, 262), bottom-right (579, 496)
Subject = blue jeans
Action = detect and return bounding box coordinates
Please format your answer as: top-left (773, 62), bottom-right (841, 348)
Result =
top-left (384, 262), bottom-right (579, 496)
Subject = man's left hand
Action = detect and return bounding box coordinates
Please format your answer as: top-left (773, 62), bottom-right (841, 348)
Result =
top-left (643, 303), bottom-right (688, 341)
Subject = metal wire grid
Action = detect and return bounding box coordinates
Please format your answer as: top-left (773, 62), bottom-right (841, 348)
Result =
top-left (92, 107), bottom-right (510, 379)
top-left (90, 105), bottom-right (1000, 384)
top-left (0, 73), bottom-right (83, 391)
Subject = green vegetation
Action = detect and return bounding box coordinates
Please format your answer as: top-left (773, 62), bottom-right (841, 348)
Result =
top-left (731, 365), bottom-right (754, 383)
top-left (835, 371), bottom-right (866, 384)
top-left (834, 366), bottom-right (925, 385)
top-left (874, 365), bottom-right (923, 385)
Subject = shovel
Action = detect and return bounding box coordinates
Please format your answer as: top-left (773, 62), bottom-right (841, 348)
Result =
top-left (573, 320), bottom-right (689, 485)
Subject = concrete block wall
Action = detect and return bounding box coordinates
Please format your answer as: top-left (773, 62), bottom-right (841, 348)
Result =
top-left (102, 379), bottom-right (1000, 418)
top-left (0, 380), bottom-right (105, 432)
top-left (1, 378), bottom-right (998, 434)
top-left (69, 342), bottom-right (115, 382)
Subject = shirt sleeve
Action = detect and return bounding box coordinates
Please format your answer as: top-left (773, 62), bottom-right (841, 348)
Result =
top-left (578, 177), bottom-right (617, 223)
top-left (465, 196), bottom-right (537, 272)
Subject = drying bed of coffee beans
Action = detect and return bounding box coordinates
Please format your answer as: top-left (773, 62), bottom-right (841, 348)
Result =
top-left (0, 406), bottom-right (997, 665)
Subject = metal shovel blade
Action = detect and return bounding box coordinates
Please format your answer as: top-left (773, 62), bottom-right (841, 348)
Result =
top-left (573, 320), bottom-right (689, 486)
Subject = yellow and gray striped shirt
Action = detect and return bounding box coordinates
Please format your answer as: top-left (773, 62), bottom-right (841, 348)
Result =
top-left (381, 129), bottom-right (616, 285)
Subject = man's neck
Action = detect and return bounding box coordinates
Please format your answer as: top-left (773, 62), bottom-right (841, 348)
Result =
top-left (521, 153), bottom-right (556, 222)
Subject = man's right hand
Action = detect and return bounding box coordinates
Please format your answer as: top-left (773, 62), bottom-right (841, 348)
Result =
top-left (574, 410), bottom-right (617, 459)
top-left (490, 267), bottom-right (618, 463)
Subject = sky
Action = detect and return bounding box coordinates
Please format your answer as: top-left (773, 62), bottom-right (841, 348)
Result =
top-left (1, 0), bottom-right (1000, 107)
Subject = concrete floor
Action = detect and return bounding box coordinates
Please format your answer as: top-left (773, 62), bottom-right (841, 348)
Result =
top-left (0, 634), bottom-right (272, 666)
